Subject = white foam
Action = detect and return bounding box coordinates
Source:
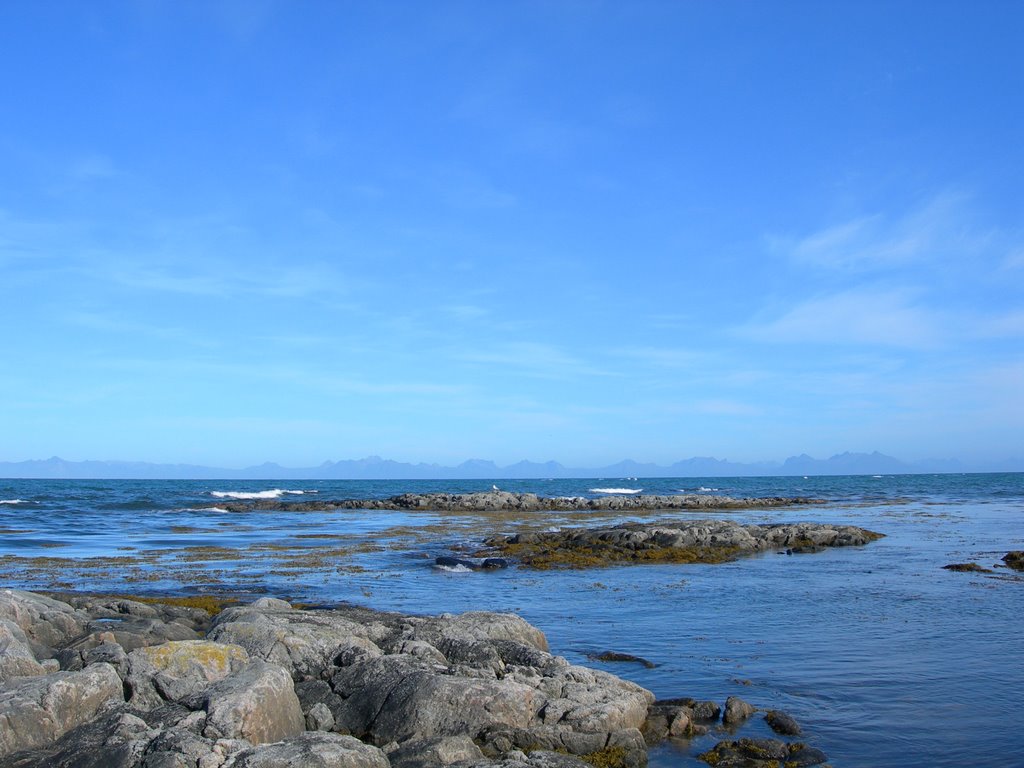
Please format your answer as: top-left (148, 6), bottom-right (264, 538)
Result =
top-left (0, 499), bottom-right (29, 505)
top-left (589, 488), bottom-right (642, 494)
top-left (697, 487), bottom-right (719, 492)
top-left (210, 489), bottom-right (307, 500)
top-left (434, 563), bottom-right (474, 573)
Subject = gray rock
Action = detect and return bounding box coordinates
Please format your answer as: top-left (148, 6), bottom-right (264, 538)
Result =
top-left (722, 696), bottom-right (756, 726)
top-left (387, 735), bottom-right (484, 768)
top-left (82, 641), bottom-right (130, 676)
top-left (405, 611), bottom-right (550, 655)
top-left (2, 708), bottom-right (155, 768)
top-left (84, 615), bottom-right (200, 652)
top-left (0, 663), bottom-right (124, 756)
top-left (0, 590), bottom-right (89, 653)
top-left (141, 719), bottom-right (218, 768)
top-left (295, 678), bottom-right (344, 724)
top-left (0, 618), bottom-right (48, 681)
top-left (306, 702), bottom-right (335, 731)
top-left (641, 701), bottom-right (692, 744)
top-left (227, 732), bottom-right (389, 768)
top-left (208, 606), bottom-right (388, 681)
top-left (197, 660), bottom-right (305, 745)
top-left (764, 709), bottom-right (802, 735)
top-left (330, 654), bottom-right (541, 744)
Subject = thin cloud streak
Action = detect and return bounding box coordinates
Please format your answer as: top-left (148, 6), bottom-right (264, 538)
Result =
top-left (743, 288), bottom-right (941, 348)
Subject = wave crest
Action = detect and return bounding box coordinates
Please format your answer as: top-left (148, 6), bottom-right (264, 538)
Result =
top-left (589, 487), bottom-right (642, 494)
top-left (209, 489), bottom-right (308, 500)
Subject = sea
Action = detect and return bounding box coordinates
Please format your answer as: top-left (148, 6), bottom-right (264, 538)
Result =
top-left (1, 473), bottom-right (1022, 767)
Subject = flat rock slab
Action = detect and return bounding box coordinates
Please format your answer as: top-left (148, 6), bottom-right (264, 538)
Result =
top-left (482, 519), bottom-right (884, 568)
top-left (214, 491), bottom-right (824, 513)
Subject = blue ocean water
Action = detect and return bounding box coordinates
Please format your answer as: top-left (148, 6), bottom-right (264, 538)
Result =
top-left (1, 473), bottom-right (1022, 767)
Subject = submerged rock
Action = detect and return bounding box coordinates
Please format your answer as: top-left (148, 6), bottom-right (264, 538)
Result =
top-left (698, 738), bottom-right (827, 767)
top-left (764, 709), bottom-right (802, 736)
top-left (434, 556), bottom-right (510, 571)
top-left (942, 562), bottom-right (994, 573)
top-left (587, 651), bottom-right (657, 669)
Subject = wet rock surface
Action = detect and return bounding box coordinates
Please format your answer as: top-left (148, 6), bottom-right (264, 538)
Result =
top-left (214, 491), bottom-right (824, 514)
top-left (0, 589), bottom-right (831, 768)
top-left (942, 562), bottom-right (994, 573)
top-left (697, 738), bottom-right (828, 767)
top-left (1003, 551), bottom-right (1024, 571)
top-left (481, 520), bottom-right (884, 568)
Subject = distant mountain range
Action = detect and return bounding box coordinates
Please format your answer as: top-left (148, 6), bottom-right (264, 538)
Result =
top-left (0, 452), bottom-right (1021, 479)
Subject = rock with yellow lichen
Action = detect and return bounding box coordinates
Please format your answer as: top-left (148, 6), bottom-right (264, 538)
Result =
top-left (124, 639), bottom-right (250, 710)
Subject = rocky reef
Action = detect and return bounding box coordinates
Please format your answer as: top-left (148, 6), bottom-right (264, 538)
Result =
top-left (479, 520), bottom-right (884, 569)
top-left (0, 589), bottom-right (827, 768)
top-left (214, 491), bottom-right (823, 514)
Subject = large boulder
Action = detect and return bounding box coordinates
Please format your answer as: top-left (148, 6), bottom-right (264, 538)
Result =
top-left (0, 619), bottom-right (48, 681)
top-left (0, 663), bottom-right (124, 756)
top-left (330, 654), bottom-right (541, 744)
top-left (0, 590), bottom-right (89, 653)
top-left (208, 605), bottom-right (390, 681)
top-left (192, 660), bottom-right (305, 744)
top-left (1, 708), bottom-right (154, 768)
top-left (125, 640), bottom-right (250, 710)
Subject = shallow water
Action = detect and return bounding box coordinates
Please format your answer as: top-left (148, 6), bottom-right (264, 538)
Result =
top-left (1, 474), bottom-right (1022, 767)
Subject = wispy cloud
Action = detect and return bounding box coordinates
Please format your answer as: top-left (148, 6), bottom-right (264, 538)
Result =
top-left (1004, 247), bottom-right (1024, 270)
top-left (772, 192), bottom-right (978, 271)
top-left (63, 310), bottom-right (213, 346)
top-left (610, 346), bottom-right (702, 368)
top-left (744, 287), bottom-right (941, 347)
top-left (69, 154), bottom-right (118, 180)
top-left (456, 341), bottom-right (613, 378)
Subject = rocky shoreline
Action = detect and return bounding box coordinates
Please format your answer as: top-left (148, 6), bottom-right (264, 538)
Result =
top-left (0, 589), bottom-right (829, 768)
top-left (213, 491), bottom-right (824, 514)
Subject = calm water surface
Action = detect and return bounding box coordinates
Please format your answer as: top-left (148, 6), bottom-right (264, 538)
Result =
top-left (1, 474), bottom-right (1022, 767)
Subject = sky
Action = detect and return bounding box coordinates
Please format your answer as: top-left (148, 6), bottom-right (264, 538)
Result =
top-left (1, 1), bottom-right (1022, 468)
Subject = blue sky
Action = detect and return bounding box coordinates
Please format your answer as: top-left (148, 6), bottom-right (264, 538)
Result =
top-left (2, 1), bottom-right (1022, 467)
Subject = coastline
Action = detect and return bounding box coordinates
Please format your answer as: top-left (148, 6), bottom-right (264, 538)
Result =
top-left (2, 476), bottom-right (1023, 766)
top-left (0, 588), bottom-right (829, 768)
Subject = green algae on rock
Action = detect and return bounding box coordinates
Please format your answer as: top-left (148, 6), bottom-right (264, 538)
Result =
top-left (480, 520), bottom-right (884, 570)
top-left (942, 562), bottom-right (994, 573)
top-left (1003, 551), bottom-right (1024, 571)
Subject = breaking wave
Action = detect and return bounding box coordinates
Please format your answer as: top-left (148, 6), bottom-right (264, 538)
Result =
top-left (589, 488), bottom-right (642, 494)
top-left (433, 563), bottom-right (474, 573)
top-left (209, 489), bottom-right (310, 500)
